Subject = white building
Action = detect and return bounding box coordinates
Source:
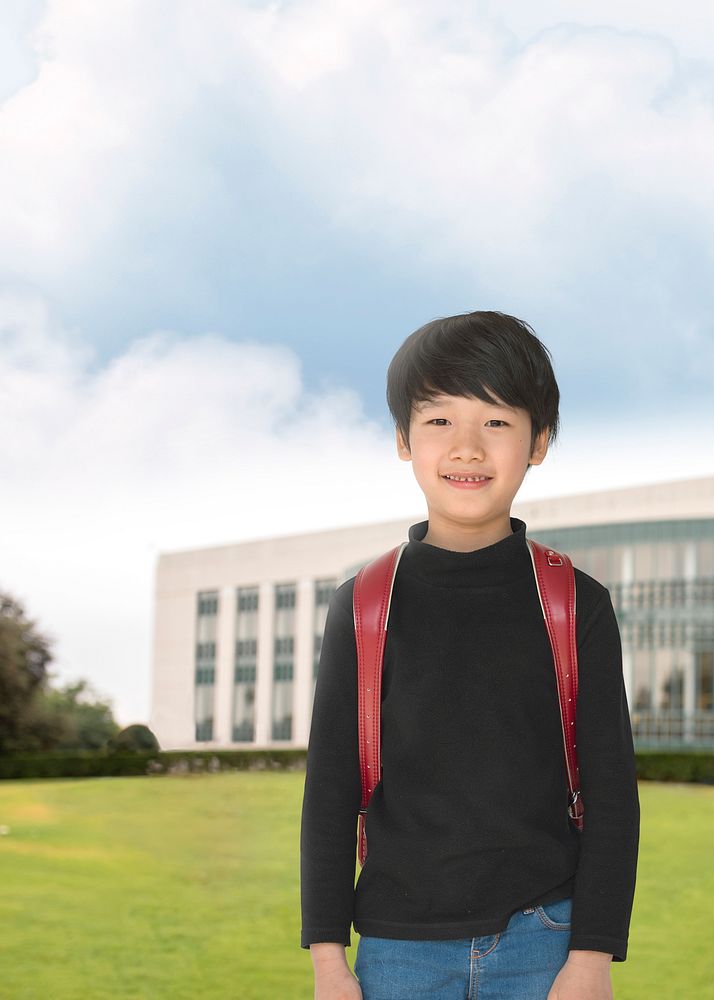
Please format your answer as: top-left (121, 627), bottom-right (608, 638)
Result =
top-left (150, 475), bottom-right (714, 751)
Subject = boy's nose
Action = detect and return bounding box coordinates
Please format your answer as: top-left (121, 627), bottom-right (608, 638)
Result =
top-left (449, 441), bottom-right (487, 460)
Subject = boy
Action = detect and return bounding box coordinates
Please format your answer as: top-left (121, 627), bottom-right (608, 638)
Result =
top-left (300, 311), bottom-right (640, 1000)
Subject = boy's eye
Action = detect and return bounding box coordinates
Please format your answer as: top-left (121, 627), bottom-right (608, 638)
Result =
top-left (426, 418), bottom-right (508, 427)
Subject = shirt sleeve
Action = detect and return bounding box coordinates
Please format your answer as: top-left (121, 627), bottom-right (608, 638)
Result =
top-left (300, 586), bottom-right (362, 949)
top-left (568, 586), bottom-right (641, 962)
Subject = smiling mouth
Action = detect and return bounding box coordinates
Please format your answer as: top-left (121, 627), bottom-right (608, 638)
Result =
top-left (442, 474), bottom-right (492, 483)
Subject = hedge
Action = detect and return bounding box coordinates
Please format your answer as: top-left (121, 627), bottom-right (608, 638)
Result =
top-left (0, 748), bottom-right (712, 782)
top-left (0, 748), bottom-right (307, 780)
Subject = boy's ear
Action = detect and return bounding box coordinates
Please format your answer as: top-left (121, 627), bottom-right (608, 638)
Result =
top-left (396, 426), bottom-right (411, 461)
top-left (529, 427), bottom-right (550, 467)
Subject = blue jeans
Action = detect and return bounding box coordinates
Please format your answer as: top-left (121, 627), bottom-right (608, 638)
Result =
top-left (354, 897), bottom-right (573, 1000)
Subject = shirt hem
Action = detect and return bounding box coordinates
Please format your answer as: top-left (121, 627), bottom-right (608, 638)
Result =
top-left (353, 907), bottom-right (529, 940)
top-left (353, 882), bottom-right (577, 943)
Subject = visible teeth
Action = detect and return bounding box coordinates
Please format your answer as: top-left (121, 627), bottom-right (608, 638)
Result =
top-left (444, 474), bottom-right (489, 482)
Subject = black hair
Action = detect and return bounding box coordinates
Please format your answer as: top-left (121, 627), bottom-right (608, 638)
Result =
top-left (386, 310), bottom-right (560, 466)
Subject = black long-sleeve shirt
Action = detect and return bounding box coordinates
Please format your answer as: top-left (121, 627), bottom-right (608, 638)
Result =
top-left (300, 516), bottom-right (640, 962)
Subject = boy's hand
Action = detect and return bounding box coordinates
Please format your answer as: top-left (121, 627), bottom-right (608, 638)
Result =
top-left (311, 943), bottom-right (363, 1000)
top-left (547, 951), bottom-right (614, 1000)
top-left (314, 964), bottom-right (363, 1000)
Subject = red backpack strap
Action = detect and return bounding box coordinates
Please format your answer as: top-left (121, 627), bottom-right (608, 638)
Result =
top-left (352, 542), bottom-right (406, 866)
top-left (526, 538), bottom-right (584, 832)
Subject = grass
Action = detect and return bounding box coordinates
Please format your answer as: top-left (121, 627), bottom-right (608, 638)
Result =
top-left (0, 774), bottom-right (712, 999)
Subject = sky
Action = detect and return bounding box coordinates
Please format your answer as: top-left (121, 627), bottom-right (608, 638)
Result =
top-left (1, 0), bottom-right (713, 727)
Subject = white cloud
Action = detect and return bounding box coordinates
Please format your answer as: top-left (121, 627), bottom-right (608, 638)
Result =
top-left (482, 0), bottom-right (714, 63)
top-left (2, 1), bottom-right (714, 300)
top-left (0, 2), bottom-right (710, 428)
top-left (0, 286), bottom-right (399, 725)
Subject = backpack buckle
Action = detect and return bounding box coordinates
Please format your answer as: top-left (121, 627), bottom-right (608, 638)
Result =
top-left (546, 549), bottom-right (563, 566)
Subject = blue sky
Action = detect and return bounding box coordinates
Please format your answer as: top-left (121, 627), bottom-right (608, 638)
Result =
top-left (1, 1), bottom-right (713, 725)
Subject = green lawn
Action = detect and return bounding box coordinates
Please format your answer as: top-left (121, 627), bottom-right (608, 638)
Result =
top-left (0, 773), bottom-right (711, 999)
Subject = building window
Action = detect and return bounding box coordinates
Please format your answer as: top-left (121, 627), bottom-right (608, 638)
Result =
top-left (272, 583), bottom-right (296, 740)
top-left (195, 590), bottom-right (218, 742)
top-left (313, 579), bottom-right (337, 683)
top-left (276, 587), bottom-right (296, 610)
top-left (696, 651), bottom-right (713, 712)
top-left (233, 586), bottom-right (259, 742)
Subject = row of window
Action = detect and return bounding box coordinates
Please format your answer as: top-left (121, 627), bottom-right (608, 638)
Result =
top-left (191, 564), bottom-right (714, 743)
top-left (534, 520), bottom-right (714, 581)
top-left (620, 620), bottom-right (714, 649)
top-left (631, 710), bottom-right (714, 746)
top-left (193, 580), bottom-right (337, 742)
top-left (611, 578), bottom-right (714, 611)
top-left (196, 580), bottom-right (337, 617)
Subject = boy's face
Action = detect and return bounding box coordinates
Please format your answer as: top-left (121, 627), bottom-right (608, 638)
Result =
top-left (396, 390), bottom-right (549, 535)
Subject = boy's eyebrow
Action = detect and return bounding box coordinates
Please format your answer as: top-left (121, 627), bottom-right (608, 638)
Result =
top-left (416, 396), bottom-right (518, 412)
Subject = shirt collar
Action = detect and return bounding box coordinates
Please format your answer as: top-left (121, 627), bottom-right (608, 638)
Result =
top-left (399, 516), bottom-right (532, 588)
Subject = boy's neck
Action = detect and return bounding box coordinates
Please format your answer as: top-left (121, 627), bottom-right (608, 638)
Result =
top-left (421, 511), bottom-right (515, 553)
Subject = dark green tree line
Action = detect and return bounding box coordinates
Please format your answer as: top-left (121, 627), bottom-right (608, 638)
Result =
top-left (0, 590), bottom-right (120, 752)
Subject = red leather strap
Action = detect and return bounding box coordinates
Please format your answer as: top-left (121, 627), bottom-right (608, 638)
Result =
top-left (352, 542), bottom-right (407, 866)
top-left (353, 534), bottom-right (582, 867)
top-left (526, 539), bottom-right (584, 832)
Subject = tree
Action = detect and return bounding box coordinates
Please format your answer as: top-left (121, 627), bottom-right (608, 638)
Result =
top-left (107, 724), bottom-right (160, 753)
top-left (0, 591), bottom-right (54, 752)
top-left (41, 680), bottom-right (120, 750)
top-left (0, 589), bottom-right (121, 752)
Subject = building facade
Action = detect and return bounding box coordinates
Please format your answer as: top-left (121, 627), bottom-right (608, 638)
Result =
top-left (150, 475), bottom-right (714, 751)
